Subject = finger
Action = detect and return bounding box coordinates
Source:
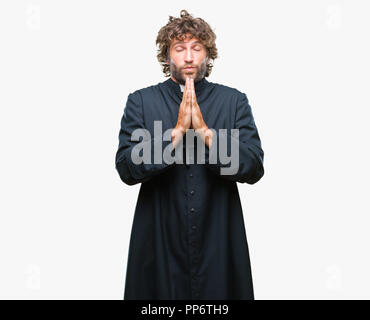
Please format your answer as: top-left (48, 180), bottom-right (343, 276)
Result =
top-left (186, 77), bottom-right (191, 105)
top-left (189, 79), bottom-right (193, 108)
top-left (185, 78), bottom-right (189, 102)
top-left (191, 78), bottom-right (198, 106)
top-left (185, 77), bottom-right (189, 93)
top-left (191, 79), bottom-right (194, 107)
top-left (192, 79), bottom-right (197, 107)
top-left (191, 80), bottom-right (200, 111)
top-left (181, 77), bottom-right (188, 103)
top-left (186, 79), bottom-right (192, 111)
top-left (182, 78), bottom-right (189, 101)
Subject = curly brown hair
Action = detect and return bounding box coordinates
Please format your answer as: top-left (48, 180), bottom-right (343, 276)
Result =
top-left (156, 9), bottom-right (218, 78)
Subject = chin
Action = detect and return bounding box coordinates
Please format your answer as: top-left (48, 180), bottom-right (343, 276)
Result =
top-left (183, 72), bottom-right (195, 77)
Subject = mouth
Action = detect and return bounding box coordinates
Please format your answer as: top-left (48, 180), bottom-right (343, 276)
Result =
top-left (184, 67), bottom-right (195, 70)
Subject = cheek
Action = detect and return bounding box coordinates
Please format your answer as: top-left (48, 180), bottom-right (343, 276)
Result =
top-left (170, 51), bottom-right (184, 61)
top-left (195, 53), bottom-right (207, 64)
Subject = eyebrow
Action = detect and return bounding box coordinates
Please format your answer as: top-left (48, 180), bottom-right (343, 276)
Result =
top-left (172, 40), bottom-right (203, 47)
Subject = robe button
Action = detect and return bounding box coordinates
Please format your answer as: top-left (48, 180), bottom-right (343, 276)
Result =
top-left (190, 207), bottom-right (195, 213)
top-left (192, 225), bottom-right (197, 230)
top-left (189, 173), bottom-right (193, 178)
top-left (190, 190), bottom-right (195, 195)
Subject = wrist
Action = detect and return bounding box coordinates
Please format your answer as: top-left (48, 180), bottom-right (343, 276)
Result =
top-left (172, 126), bottom-right (185, 146)
top-left (174, 125), bottom-right (186, 136)
top-left (195, 125), bottom-right (209, 137)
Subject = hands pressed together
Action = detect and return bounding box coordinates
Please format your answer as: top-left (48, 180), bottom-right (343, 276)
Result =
top-left (172, 77), bottom-right (213, 149)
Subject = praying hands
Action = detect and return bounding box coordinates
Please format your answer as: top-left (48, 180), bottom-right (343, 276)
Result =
top-left (172, 77), bottom-right (214, 149)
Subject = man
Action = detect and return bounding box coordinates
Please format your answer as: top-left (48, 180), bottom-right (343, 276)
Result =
top-left (115, 9), bottom-right (264, 300)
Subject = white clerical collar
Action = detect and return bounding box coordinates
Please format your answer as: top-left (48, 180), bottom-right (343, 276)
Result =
top-left (179, 84), bottom-right (185, 92)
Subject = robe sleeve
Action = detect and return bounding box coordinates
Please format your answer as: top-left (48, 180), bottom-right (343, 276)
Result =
top-left (203, 92), bottom-right (264, 184)
top-left (115, 91), bottom-right (176, 186)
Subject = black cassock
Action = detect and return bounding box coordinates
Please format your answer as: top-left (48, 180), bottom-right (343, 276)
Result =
top-left (115, 77), bottom-right (264, 300)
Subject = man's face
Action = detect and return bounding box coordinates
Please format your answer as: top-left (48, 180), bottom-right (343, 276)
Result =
top-left (167, 33), bottom-right (209, 85)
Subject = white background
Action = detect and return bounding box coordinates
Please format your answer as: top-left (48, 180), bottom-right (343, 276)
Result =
top-left (0, 0), bottom-right (369, 299)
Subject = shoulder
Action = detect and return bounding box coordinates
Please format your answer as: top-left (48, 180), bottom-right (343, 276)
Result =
top-left (213, 82), bottom-right (247, 98)
top-left (128, 84), bottom-right (155, 99)
top-left (123, 84), bottom-right (157, 113)
top-left (210, 82), bottom-right (249, 107)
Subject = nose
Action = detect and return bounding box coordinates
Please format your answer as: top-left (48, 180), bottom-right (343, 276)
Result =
top-left (184, 48), bottom-right (194, 63)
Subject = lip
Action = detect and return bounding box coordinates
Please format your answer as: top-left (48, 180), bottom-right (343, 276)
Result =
top-left (184, 67), bottom-right (195, 70)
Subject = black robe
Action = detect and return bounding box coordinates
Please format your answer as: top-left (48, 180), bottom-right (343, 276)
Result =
top-left (115, 77), bottom-right (264, 300)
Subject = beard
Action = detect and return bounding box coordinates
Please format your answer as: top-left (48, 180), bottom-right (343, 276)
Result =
top-left (169, 57), bottom-right (207, 85)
